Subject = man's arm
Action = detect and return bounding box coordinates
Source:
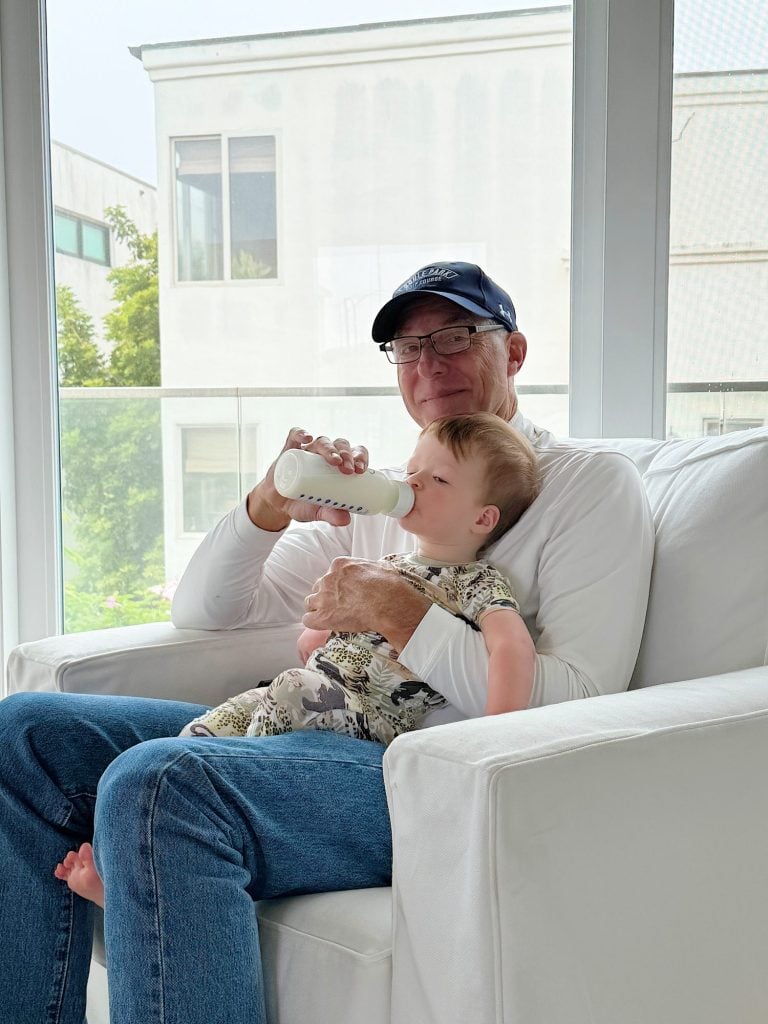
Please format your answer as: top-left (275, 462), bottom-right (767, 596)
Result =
top-left (172, 427), bottom-right (368, 630)
top-left (480, 609), bottom-right (536, 715)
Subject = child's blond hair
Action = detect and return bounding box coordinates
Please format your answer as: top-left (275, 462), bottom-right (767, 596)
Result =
top-left (420, 413), bottom-right (540, 548)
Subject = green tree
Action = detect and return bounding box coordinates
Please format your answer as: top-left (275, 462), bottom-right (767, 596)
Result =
top-left (57, 208), bottom-right (168, 631)
top-left (103, 205), bottom-right (160, 387)
top-left (56, 285), bottom-right (106, 386)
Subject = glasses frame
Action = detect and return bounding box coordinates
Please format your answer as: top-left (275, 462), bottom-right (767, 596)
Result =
top-left (379, 323), bottom-right (505, 364)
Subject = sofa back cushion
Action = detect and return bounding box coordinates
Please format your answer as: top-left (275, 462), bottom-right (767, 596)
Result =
top-left (611, 428), bottom-right (768, 687)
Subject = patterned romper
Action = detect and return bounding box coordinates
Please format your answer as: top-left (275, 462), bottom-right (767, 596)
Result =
top-left (180, 553), bottom-right (519, 746)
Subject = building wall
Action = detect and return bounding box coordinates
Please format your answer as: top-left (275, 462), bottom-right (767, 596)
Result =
top-left (140, 10), bottom-right (573, 392)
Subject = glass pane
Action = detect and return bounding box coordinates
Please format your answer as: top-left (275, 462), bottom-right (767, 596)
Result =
top-left (667, 0), bottom-right (768, 437)
top-left (60, 395), bottom-right (167, 631)
top-left (230, 136), bottom-right (277, 279)
top-left (54, 211), bottom-right (79, 256)
top-left (175, 138), bottom-right (223, 281)
top-left (81, 221), bottom-right (110, 265)
top-left (46, 1), bottom-right (572, 633)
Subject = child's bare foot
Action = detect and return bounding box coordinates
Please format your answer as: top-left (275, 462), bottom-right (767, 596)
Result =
top-left (54, 842), bottom-right (105, 908)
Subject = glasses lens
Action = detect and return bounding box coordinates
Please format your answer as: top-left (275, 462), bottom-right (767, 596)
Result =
top-left (389, 337), bottom-right (422, 363)
top-left (432, 326), bottom-right (471, 354)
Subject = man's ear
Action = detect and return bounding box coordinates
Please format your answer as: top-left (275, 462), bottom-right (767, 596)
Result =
top-left (507, 331), bottom-right (527, 376)
top-left (475, 504), bottom-right (501, 536)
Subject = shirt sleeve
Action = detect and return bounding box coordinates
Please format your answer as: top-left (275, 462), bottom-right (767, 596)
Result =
top-left (454, 564), bottom-right (520, 624)
top-left (398, 452), bottom-right (654, 717)
top-left (172, 499), bottom-right (354, 630)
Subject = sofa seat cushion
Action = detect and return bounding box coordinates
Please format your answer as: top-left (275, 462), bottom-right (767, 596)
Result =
top-left (256, 887), bottom-right (392, 1024)
top-left (626, 428), bottom-right (768, 686)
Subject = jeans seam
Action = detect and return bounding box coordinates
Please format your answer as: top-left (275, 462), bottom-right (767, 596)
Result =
top-left (48, 889), bottom-right (74, 1024)
top-left (58, 790), bottom-right (96, 830)
top-left (144, 747), bottom-right (214, 1024)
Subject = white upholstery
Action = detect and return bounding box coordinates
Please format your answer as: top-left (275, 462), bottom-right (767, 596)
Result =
top-left (6, 427), bottom-right (768, 1024)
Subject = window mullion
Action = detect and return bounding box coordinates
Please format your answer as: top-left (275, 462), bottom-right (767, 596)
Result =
top-left (0, 0), bottom-right (62, 664)
top-left (221, 135), bottom-right (232, 281)
top-left (570, 0), bottom-right (674, 439)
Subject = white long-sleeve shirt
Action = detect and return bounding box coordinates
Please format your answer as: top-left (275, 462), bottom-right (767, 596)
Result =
top-left (172, 413), bottom-right (654, 726)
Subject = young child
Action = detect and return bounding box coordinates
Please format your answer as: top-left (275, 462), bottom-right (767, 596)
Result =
top-left (54, 413), bottom-right (539, 907)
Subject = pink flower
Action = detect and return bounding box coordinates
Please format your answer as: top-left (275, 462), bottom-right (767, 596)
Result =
top-left (105, 596), bottom-right (119, 609)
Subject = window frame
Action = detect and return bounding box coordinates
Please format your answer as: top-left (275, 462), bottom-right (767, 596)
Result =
top-left (1, 0), bottom-right (675, 659)
top-left (172, 130), bottom-right (280, 286)
top-left (54, 207), bottom-right (111, 266)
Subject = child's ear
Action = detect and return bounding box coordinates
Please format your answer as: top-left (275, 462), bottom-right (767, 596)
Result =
top-left (475, 505), bottom-right (501, 536)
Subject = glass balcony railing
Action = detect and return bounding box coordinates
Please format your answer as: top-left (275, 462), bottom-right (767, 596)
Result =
top-left (57, 382), bottom-right (764, 632)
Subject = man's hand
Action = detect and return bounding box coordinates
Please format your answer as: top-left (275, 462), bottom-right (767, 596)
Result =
top-left (246, 427), bottom-right (369, 531)
top-left (302, 557), bottom-right (431, 654)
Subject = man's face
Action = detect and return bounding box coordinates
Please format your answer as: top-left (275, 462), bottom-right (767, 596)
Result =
top-left (393, 296), bottom-right (525, 427)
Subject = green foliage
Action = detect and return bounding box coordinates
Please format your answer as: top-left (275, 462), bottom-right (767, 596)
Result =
top-left (231, 249), bottom-right (274, 280)
top-left (63, 583), bottom-right (172, 633)
top-left (103, 205), bottom-right (160, 387)
top-left (56, 286), bottom-right (107, 386)
top-left (57, 208), bottom-right (166, 633)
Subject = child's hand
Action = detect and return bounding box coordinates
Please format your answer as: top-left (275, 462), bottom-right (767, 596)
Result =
top-left (297, 628), bottom-right (331, 665)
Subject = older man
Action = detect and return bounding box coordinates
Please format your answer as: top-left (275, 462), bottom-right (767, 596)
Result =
top-left (0, 262), bottom-right (652, 1024)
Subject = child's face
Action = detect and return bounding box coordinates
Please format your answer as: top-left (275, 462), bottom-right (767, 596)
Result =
top-left (400, 433), bottom-right (496, 552)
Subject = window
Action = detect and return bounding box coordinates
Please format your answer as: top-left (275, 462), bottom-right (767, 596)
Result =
top-left (666, 0), bottom-right (768, 438)
top-left (181, 424), bottom-right (259, 533)
top-left (703, 416), bottom-right (765, 436)
top-left (230, 137), bottom-right (277, 279)
top-left (174, 135), bottom-right (277, 282)
top-left (13, 1), bottom-right (575, 645)
top-left (54, 210), bottom-right (111, 266)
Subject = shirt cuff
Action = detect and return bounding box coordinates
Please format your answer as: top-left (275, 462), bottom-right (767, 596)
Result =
top-left (231, 498), bottom-right (288, 549)
top-left (397, 602), bottom-right (456, 678)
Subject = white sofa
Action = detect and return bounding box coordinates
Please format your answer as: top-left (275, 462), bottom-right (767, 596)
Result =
top-left (7, 427), bottom-right (768, 1024)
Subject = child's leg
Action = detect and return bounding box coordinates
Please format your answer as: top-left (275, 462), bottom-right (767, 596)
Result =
top-left (245, 668), bottom-right (395, 743)
top-left (179, 686), bottom-right (270, 737)
top-left (54, 842), bottom-right (104, 908)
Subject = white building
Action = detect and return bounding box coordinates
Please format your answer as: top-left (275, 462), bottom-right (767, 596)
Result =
top-left (129, 10), bottom-right (766, 574)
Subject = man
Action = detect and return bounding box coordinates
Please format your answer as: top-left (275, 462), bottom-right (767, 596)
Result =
top-left (0, 262), bottom-right (653, 1024)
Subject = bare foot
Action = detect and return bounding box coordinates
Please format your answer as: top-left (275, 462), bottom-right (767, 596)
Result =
top-left (54, 842), bottom-right (105, 908)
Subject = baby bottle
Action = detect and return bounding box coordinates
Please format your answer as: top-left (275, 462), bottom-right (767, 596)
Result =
top-left (273, 449), bottom-right (414, 518)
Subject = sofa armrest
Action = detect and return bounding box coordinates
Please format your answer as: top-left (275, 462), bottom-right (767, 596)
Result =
top-left (384, 666), bottom-right (768, 1024)
top-left (6, 621), bottom-right (304, 705)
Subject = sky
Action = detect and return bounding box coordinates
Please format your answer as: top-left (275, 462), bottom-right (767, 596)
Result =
top-left (46, 0), bottom-right (768, 185)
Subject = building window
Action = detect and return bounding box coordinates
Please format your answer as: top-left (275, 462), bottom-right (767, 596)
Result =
top-left (703, 416), bottom-right (765, 436)
top-left (181, 425), bottom-right (259, 533)
top-left (54, 210), bottom-right (111, 266)
top-left (174, 135), bottom-right (277, 283)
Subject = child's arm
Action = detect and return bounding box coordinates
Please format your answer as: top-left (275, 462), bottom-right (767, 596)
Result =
top-left (479, 609), bottom-right (536, 715)
top-left (297, 627), bottom-right (331, 665)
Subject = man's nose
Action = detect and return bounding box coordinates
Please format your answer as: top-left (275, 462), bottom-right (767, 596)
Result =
top-left (416, 342), bottom-right (447, 377)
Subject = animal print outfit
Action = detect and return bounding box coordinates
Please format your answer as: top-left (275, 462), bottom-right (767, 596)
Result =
top-left (180, 553), bottom-right (519, 746)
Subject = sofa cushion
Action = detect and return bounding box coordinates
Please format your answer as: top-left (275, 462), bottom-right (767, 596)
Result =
top-left (624, 428), bottom-right (768, 686)
top-left (256, 888), bottom-right (392, 1024)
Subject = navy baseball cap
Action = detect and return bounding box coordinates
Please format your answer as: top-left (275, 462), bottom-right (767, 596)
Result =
top-left (371, 261), bottom-right (517, 343)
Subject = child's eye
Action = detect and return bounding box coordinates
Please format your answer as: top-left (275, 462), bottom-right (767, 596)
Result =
top-left (433, 475), bottom-right (447, 484)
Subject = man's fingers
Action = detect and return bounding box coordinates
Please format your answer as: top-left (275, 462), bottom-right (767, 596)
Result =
top-left (284, 427), bottom-right (312, 451)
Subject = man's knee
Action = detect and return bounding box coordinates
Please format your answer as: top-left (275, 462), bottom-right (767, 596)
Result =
top-left (0, 691), bottom-right (87, 753)
top-left (97, 738), bottom-right (182, 811)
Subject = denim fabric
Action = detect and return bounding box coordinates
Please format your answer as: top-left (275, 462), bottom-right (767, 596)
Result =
top-left (0, 691), bottom-right (391, 1024)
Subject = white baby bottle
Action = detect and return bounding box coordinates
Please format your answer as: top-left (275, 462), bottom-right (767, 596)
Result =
top-left (273, 449), bottom-right (414, 518)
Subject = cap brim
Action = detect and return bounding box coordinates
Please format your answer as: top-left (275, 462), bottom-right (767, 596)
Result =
top-left (371, 291), bottom-right (494, 343)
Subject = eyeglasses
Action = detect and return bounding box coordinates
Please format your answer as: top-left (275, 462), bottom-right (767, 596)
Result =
top-left (379, 323), bottom-right (503, 364)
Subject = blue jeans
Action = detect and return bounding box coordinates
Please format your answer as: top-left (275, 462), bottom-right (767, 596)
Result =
top-left (0, 691), bottom-right (391, 1024)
